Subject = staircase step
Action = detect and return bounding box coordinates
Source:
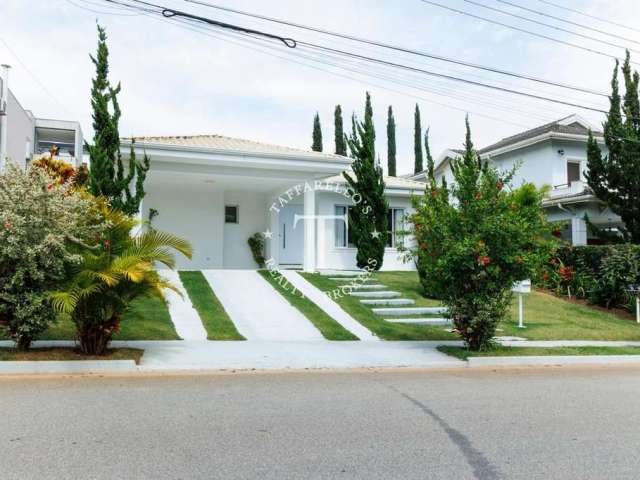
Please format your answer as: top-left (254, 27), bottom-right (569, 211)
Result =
top-left (320, 271), bottom-right (363, 277)
top-left (360, 298), bottom-right (415, 306)
top-left (355, 284), bottom-right (386, 290)
top-left (372, 306), bottom-right (448, 316)
top-left (385, 317), bottom-right (451, 326)
top-left (329, 277), bottom-right (376, 282)
top-left (350, 291), bottom-right (401, 298)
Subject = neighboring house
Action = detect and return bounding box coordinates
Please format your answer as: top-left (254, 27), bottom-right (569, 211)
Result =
top-left (411, 115), bottom-right (621, 245)
top-left (122, 135), bottom-right (423, 271)
top-left (0, 65), bottom-right (83, 171)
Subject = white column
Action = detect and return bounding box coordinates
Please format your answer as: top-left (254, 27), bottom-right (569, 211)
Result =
top-left (303, 186), bottom-right (316, 272)
top-left (571, 217), bottom-right (587, 246)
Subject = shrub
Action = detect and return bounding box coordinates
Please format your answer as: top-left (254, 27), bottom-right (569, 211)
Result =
top-left (0, 163), bottom-right (96, 349)
top-left (248, 233), bottom-right (266, 268)
top-left (409, 119), bottom-right (552, 350)
top-left (52, 201), bottom-right (192, 355)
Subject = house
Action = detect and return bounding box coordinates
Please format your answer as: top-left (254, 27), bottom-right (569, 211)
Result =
top-left (0, 65), bottom-right (83, 171)
top-left (122, 135), bottom-right (424, 271)
top-left (411, 115), bottom-right (622, 245)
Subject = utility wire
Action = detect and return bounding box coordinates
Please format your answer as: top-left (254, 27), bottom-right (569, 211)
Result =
top-left (461, 0), bottom-right (640, 55)
top-left (536, 0), bottom-right (640, 35)
top-left (420, 0), bottom-right (638, 65)
top-left (65, 0), bottom-right (143, 16)
top-left (495, 0), bottom-right (640, 47)
top-left (180, 0), bottom-right (609, 98)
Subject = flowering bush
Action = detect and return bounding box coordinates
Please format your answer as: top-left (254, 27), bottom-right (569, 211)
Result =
top-left (408, 119), bottom-right (553, 350)
top-left (0, 163), bottom-right (97, 349)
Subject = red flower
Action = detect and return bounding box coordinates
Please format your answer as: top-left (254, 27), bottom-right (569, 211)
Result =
top-left (474, 192), bottom-right (482, 200)
top-left (103, 240), bottom-right (111, 248)
top-left (415, 223), bottom-right (422, 231)
top-left (542, 272), bottom-right (550, 282)
top-left (3, 221), bottom-right (11, 230)
top-left (496, 180), bottom-right (504, 190)
top-left (552, 229), bottom-right (562, 238)
top-left (478, 255), bottom-right (491, 266)
top-left (559, 266), bottom-right (573, 282)
top-left (430, 189), bottom-right (438, 198)
top-left (47, 183), bottom-right (54, 190)
top-left (420, 243), bottom-right (429, 251)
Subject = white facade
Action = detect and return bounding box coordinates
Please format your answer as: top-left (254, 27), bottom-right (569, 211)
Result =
top-left (125, 135), bottom-right (421, 272)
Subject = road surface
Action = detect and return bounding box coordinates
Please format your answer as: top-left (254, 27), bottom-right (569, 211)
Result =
top-left (1, 367), bottom-right (639, 479)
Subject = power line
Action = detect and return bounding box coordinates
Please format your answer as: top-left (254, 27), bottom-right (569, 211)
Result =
top-left (536, 0), bottom-right (640, 35)
top-left (179, 0), bottom-right (609, 98)
top-left (495, 0), bottom-right (640, 47)
top-left (420, 0), bottom-right (638, 65)
top-left (65, 0), bottom-right (143, 16)
top-left (460, 0), bottom-right (640, 55)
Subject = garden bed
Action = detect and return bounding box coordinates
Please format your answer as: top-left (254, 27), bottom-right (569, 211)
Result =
top-left (0, 347), bottom-right (144, 364)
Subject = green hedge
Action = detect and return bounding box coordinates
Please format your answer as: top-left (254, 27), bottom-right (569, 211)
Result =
top-left (542, 245), bottom-right (640, 311)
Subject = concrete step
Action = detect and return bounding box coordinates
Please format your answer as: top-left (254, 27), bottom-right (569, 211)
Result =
top-left (329, 277), bottom-right (376, 282)
top-left (350, 291), bottom-right (401, 298)
top-left (320, 271), bottom-right (363, 277)
top-left (385, 317), bottom-right (452, 326)
top-left (355, 284), bottom-right (387, 290)
top-left (360, 298), bottom-right (415, 306)
top-left (372, 306), bottom-right (448, 316)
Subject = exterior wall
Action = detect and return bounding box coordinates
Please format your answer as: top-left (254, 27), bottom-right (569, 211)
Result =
top-left (316, 191), bottom-right (415, 271)
top-left (222, 190), bottom-right (268, 269)
top-left (4, 90), bottom-right (35, 169)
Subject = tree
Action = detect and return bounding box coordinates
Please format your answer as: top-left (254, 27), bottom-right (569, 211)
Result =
top-left (344, 92), bottom-right (388, 270)
top-left (414, 104), bottom-right (423, 174)
top-left (87, 24), bottom-right (149, 216)
top-left (424, 127), bottom-right (435, 183)
top-left (387, 106), bottom-right (397, 176)
top-left (334, 105), bottom-right (347, 155)
top-left (409, 118), bottom-right (551, 350)
top-left (586, 51), bottom-right (640, 242)
top-left (312, 112), bottom-right (323, 152)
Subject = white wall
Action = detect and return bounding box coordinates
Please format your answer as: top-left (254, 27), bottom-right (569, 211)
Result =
top-left (223, 190), bottom-right (268, 269)
top-left (316, 191), bottom-right (415, 271)
top-left (4, 90), bottom-right (35, 169)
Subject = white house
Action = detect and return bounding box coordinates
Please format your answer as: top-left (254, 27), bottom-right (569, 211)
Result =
top-left (123, 135), bottom-right (423, 271)
top-left (0, 65), bottom-right (83, 171)
top-left (411, 115), bottom-right (622, 245)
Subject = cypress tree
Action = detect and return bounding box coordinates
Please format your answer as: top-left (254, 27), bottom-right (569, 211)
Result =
top-left (334, 105), bottom-right (347, 155)
top-left (311, 112), bottom-right (323, 152)
top-left (344, 92), bottom-right (388, 270)
top-left (424, 127), bottom-right (435, 183)
top-left (586, 51), bottom-right (640, 242)
top-left (387, 106), bottom-right (396, 176)
top-left (87, 24), bottom-right (149, 216)
top-left (414, 104), bottom-right (423, 174)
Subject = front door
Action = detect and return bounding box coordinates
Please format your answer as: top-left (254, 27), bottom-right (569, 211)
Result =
top-left (279, 204), bottom-right (304, 265)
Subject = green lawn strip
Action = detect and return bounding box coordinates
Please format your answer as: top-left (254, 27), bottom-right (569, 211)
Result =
top-left (438, 345), bottom-right (640, 361)
top-left (179, 271), bottom-right (245, 341)
top-left (258, 270), bottom-right (359, 341)
top-left (499, 290), bottom-right (640, 341)
top-left (0, 347), bottom-right (145, 363)
top-left (301, 272), bottom-right (457, 341)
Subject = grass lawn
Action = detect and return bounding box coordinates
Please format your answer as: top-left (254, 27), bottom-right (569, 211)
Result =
top-left (301, 273), bottom-right (457, 341)
top-left (0, 347), bottom-right (145, 363)
top-left (1, 294), bottom-right (181, 341)
top-left (438, 345), bottom-right (640, 361)
top-left (258, 270), bottom-right (359, 341)
top-left (179, 271), bottom-right (245, 340)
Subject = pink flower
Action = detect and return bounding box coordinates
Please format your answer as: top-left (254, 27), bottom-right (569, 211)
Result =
top-left (3, 221), bottom-right (11, 230)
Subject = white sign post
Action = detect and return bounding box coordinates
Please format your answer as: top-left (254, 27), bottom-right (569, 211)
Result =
top-left (629, 285), bottom-right (640, 324)
top-left (512, 280), bottom-right (531, 329)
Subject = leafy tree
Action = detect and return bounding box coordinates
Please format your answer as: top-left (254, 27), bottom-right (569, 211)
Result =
top-left (334, 105), bottom-right (347, 155)
top-left (312, 112), bottom-right (323, 152)
top-left (387, 106), bottom-right (396, 176)
top-left (0, 163), bottom-right (97, 350)
top-left (424, 127), bottom-right (435, 183)
top-left (87, 24), bottom-right (149, 215)
top-left (586, 51), bottom-right (640, 242)
top-left (344, 92), bottom-right (388, 270)
top-left (409, 118), bottom-right (551, 350)
top-left (414, 104), bottom-right (423, 174)
top-left (52, 200), bottom-right (192, 355)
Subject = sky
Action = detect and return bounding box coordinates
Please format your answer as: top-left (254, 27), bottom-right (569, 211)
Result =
top-left (2, 0), bottom-right (639, 175)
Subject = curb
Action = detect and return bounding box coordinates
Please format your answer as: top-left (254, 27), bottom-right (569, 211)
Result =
top-left (0, 360), bottom-right (137, 375)
top-left (467, 355), bottom-right (640, 368)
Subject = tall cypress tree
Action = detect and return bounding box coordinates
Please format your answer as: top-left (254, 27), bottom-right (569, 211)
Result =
top-left (334, 105), bottom-right (346, 155)
top-left (311, 112), bottom-right (323, 152)
top-left (87, 24), bottom-right (149, 216)
top-left (344, 92), bottom-right (388, 270)
top-left (414, 104), bottom-right (423, 174)
top-left (387, 106), bottom-right (396, 177)
top-left (424, 127), bottom-right (435, 183)
top-left (586, 51), bottom-right (640, 242)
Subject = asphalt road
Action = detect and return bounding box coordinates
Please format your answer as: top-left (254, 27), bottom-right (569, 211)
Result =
top-left (2, 367), bottom-right (640, 480)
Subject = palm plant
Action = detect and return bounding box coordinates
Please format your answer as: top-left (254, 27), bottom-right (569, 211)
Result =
top-left (52, 204), bottom-right (192, 354)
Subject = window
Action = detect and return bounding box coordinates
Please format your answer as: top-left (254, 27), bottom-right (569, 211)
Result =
top-left (335, 205), bottom-right (355, 247)
top-left (567, 161), bottom-right (581, 183)
top-left (387, 208), bottom-right (405, 248)
top-left (225, 205), bottom-right (238, 224)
